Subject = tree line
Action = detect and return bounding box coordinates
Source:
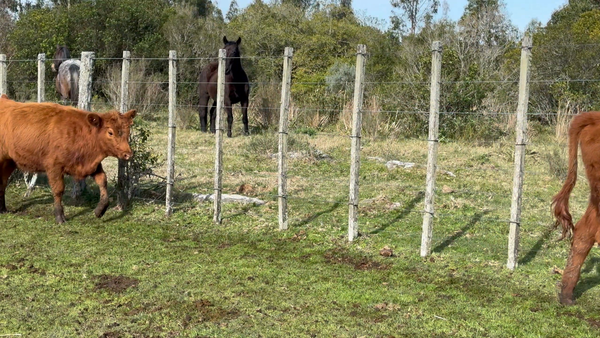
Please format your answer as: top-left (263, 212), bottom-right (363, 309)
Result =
top-left (0, 0), bottom-right (599, 140)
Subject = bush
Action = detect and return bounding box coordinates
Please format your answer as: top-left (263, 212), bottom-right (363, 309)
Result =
top-left (117, 121), bottom-right (162, 207)
top-left (102, 60), bottom-right (168, 120)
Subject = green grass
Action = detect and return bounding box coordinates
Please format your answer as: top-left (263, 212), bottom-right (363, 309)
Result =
top-left (1, 121), bottom-right (599, 337)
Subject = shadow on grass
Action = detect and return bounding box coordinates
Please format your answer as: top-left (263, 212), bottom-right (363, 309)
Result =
top-left (291, 199), bottom-right (344, 228)
top-left (102, 204), bottom-right (134, 223)
top-left (369, 192), bottom-right (424, 235)
top-left (221, 203), bottom-right (265, 221)
top-left (13, 195), bottom-right (54, 212)
top-left (518, 226), bottom-right (555, 266)
top-left (574, 256), bottom-right (600, 300)
top-left (12, 182), bottom-right (136, 223)
top-left (432, 210), bottom-right (489, 253)
top-left (99, 181), bottom-right (208, 222)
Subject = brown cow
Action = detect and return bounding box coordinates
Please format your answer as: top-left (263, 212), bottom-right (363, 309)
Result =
top-left (0, 94), bottom-right (136, 223)
top-left (552, 111), bottom-right (600, 305)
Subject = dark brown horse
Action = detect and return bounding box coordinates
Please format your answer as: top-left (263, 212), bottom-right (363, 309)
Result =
top-left (198, 36), bottom-right (250, 137)
top-left (52, 45), bottom-right (80, 106)
top-left (553, 111), bottom-right (600, 305)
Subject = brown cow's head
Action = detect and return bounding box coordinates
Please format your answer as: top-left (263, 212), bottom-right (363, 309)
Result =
top-left (88, 109), bottom-right (137, 160)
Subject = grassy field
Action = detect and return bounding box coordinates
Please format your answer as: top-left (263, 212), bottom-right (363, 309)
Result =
top-left (1, 120), bottom-right (599, 337)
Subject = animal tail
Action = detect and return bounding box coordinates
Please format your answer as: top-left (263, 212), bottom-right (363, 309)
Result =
top-left (552, 112), bottom-right (599, 240)
top-left (69, 64), bottom-right (79, 107)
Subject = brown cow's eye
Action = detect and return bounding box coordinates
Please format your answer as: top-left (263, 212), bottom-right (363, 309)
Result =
top-left (108, 130), bottom-right (114, 136)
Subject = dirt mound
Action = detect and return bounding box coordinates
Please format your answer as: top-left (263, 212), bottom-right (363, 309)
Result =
top-left (94, 274), bottom-right (139, 293)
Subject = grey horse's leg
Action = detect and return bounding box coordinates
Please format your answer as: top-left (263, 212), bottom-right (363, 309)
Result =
top-left (23, 172), bottom-right (38, 197)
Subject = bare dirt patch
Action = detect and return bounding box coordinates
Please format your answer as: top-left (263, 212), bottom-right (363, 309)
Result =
top-left (180, 299), bottom-right (240, 329)
top-left (236, 183), bottom-right (255, 195)
top-left (94, 275), bottom-right (139, 293)
top-left (565, 312), bottom-right (600, 329)
top-left (194, 299), bottom-right (240, 322)
top-left (323, 248), bottom-right (391, 271)
top-left (2, 258), bottom-right (45, 275)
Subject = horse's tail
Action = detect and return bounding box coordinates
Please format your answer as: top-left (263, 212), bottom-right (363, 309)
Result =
top-left (552, 112), bottom-right (599, 240)
top-left (69, 64), bottom-right (79, 107)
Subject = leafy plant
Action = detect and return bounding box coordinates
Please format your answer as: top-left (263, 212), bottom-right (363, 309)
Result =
top-left (117, 121), bottom-right (162, 207)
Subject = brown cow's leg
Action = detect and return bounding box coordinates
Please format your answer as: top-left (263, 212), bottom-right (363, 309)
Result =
top-left (47, 170), bottom-right (66, 224)
top-left (92, 164), bottom-right (109, 218)
top-left (0, 160), bottom-right (17, 213)
top-left (559, 211), bottom-right (596, 305)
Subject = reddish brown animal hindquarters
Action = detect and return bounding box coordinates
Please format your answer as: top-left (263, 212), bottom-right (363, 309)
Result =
top-left (0, 95), bottom-right (136, 223)
top-left (552, 111), bottom-right (600, 305)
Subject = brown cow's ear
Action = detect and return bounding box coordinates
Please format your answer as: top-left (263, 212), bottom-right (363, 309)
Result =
top-left (0, 94), bottom-right (8, 100)
top-left (124, 109), bottom-right (137, 124)
top-left (223, 36), bottom-right (228, 44)
top-left (87, 113), bottom-right (102, 128)
top-left (236, 37), bottom-right (241, 45)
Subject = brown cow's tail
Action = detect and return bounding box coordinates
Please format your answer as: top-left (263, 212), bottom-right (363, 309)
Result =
top-left (552, 113), bottom-right (596, 241)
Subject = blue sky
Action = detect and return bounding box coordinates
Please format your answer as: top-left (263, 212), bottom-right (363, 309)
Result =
top-left (216, 0), bottom-right (568, 32)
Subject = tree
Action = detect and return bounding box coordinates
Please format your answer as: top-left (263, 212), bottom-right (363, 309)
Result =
top-left (47, 0), bottom-right (85, 8)
top-left (529, 0), bottom-right (600, 122)
top-left (0, 2), bottom-right (15, 54)
top-left (390, 0), bottom-right (439, 36)
top-left (282, 0), bottom-right (314, 10)
top-left (459, 0), bottom-right (515, 47)
top-left (172, 0), bottom-right (215, 17)
top-left (226, 0), bottom-right (240, 21)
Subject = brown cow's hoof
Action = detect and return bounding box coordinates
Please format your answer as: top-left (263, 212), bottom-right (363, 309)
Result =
top-left (55, 214), bottom-right (66, 224)
top-left (94, 204), bottom-right (108, 218)
top-left (558, 292), bottom-right (575, 305)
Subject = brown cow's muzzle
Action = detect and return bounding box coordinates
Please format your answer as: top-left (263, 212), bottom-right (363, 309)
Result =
top-left (121, 151), bottom-right (133, 161)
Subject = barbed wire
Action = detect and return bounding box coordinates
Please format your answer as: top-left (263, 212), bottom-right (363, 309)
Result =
top-left (4, 68), bottom-right (600, 86)
top-left (2, 50), bottom-right (588, 241)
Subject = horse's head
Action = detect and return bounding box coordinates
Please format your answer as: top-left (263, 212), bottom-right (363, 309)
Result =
top-left (52, 45), bottom-right (71, 72)
top-left (222, 36), bottom-right (241, 74)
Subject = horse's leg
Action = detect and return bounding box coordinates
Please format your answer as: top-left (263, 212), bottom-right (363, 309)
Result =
top-left (92, 164), bottom-right (109, 218)
top-left (199, 92), bottom-right (209, 132)
top-left (59, 79), bottom-right (70, 105)
top-left (241, 99), bottom-right (250, 136)
top-left (71, 179), bottom-right (87, 202)
top-left (47, 169), bottom-right (66, 224)
top-left (210, 102), bottom-right (217, 134)
top-left (0, 160), bottom-right (16, 213)
top-left (226, 104), bottom-right (234, 138)
top-left (559, 208), bottom-right (596, 305)
top-left (224, 96), bottom-right (234, 138)
top-left (24, 173), bottom-right (38, 198)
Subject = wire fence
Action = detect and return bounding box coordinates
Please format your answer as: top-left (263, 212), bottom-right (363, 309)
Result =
top-left (0, 40), bottom-right (593, 267)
